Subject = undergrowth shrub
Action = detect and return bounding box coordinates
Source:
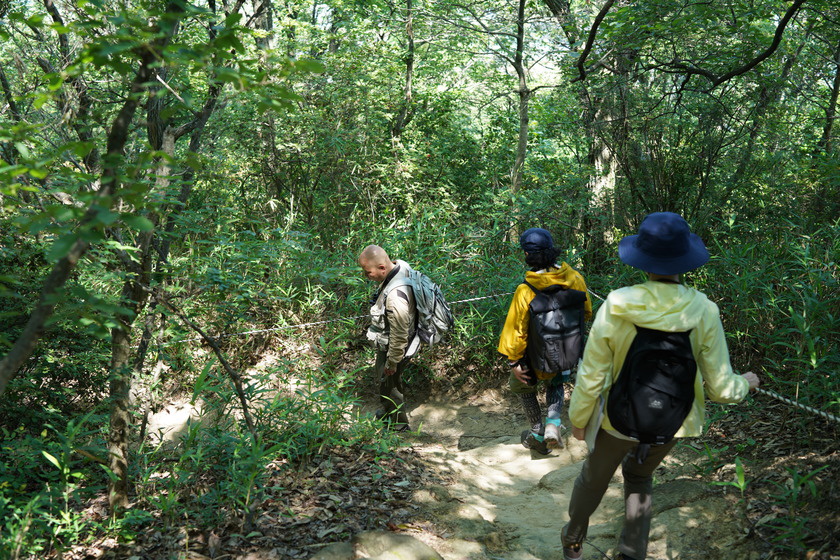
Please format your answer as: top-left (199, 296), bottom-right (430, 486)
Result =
top-left (707, 217), bottom-right (839, 414)
top-left (0, 413), bottom-right (109, 559)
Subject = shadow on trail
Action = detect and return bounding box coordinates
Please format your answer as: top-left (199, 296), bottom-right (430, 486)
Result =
top-left (400, 392), bottom-right (762, 560)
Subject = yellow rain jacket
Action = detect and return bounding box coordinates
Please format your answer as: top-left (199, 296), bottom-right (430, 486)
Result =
top-left (569, 281), bottom-right (750, 438)
top-left (497, 263), bottom-right (593, 371)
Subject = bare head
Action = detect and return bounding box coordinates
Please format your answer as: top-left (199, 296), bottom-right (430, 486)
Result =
top-left (358, 245), bottom-right (394, 282)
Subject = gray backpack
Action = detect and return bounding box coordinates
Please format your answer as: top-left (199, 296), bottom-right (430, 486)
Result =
top-left (393, 269), bottom-right (454, 346)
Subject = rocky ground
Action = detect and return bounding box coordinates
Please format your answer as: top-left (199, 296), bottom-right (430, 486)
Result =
top-left (78, 373), bottom-right (838, 560)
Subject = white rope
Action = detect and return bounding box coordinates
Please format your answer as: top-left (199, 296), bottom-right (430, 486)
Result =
top-left (160, 292), bottom-right (515, 346)
top-left (587, 288), bottom-right (606, 302)
top-left (155, 287), bottom-right (838, 425)
top-left (161, 288), bottom-right (607, 346)
top-left (450, 292), bottom-right (513, 304)
top-left (756, 387), bottom-right (840, 425)
top-left (161, 315), bottom-right (367, 346)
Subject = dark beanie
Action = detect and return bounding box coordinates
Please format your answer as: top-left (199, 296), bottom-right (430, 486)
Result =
top-left (520, 228), bottom-right (554, 253)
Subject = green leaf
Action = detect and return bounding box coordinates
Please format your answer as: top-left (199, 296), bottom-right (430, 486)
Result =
top-left (122, 215), bottom-right (155, 231)
top-left (215, 67), bottom-right (241, 84)
top-left (224, 12), bottom-right (243, 27)
top-left (295, 59), bottom-right (325, 73)
top-left (48, 234), bottom-right (78, 262)
top-left (28, 167), bottom-right (49, 180)
top-left (42, 451), bottom-right (61, 469)
top-left (96, 208), bottom-right (119, 226)
top-left (191, 361), bottom-right (215, 405)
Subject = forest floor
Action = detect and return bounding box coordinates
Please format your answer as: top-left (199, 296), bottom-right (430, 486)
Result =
top-left (367, 389), bottom-right (761, 560)
top-left (93, 364), bottom-right (839, 560)
top-left (342, 386), bottom-right (838, 560)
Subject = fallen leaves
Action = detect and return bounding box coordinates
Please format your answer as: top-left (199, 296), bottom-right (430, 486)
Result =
top-left (85, 445), bottom-right (440, 560)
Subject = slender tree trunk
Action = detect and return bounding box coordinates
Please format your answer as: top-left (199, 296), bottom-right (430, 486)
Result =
top-left (819, 40), bottom-right (840, 153)
top-left (541, 0), bottom-right (617, 268)
top-left (0, 62), bottom-right (156, 395)
top-left (510, 0), bottom-right (528, 199)
top-left (107, 2), bottom-right (225, 506)
top-left (107, 128), bottom-right (168, 510)
top-left (391, 0), bottom-right (415, 141)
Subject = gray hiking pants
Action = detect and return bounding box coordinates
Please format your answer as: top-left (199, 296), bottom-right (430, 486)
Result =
top-left (562, 428), bottom-right (678, 560)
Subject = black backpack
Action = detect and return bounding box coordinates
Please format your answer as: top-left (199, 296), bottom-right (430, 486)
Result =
top-left (607, 326), bottom-right (697, 445)
top-left (523, 281), bottom-right (587, 374)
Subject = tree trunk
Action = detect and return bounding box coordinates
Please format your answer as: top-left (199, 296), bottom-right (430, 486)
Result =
top-left (391, 0), bottom-right (415, 141)
top-left (0, 58), bottom-right (157, 395)
top-left (819, 40), bottom-right (840, 153)
top-left (510, 0), bottom-right (528, 199)
top-left (107, 324), bottom-right (135, 511)
top-left (540, 0), bottom-right (618, 266)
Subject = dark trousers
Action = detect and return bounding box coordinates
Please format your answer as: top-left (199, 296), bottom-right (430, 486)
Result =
top-left (375, 350), bottom-right (409, 426)
top-left (562, 429), bottom-right (678, 559)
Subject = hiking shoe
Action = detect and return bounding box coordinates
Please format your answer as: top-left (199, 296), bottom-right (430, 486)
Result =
top-left (614, 554), bottom-right (638, 560)
top-left (544, 422), bottom-right (564, 449)
top-left (562, 543), bottom-right (582, 560)
top-left (520, 429), bottom-right (550, 455)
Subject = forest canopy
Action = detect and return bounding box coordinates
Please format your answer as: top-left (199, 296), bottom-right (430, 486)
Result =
top-left (0, 0), bottom-right (838, 558)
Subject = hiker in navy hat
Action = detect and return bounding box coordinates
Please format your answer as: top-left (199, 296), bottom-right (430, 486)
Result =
top-left (560, 212), bottom-right (760, 560)
top-left (498, 228), bottom-right (592, 455)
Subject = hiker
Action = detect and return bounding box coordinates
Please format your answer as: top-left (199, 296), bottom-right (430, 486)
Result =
top-left (561, 212), bottom-right (760, 560)
top-left (358, 245), bottom-right (418, 431)
top-left (498, 228), bottom-right (592, 454)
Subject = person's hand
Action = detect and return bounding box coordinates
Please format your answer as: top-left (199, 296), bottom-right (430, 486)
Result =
top-left (512, 364), bottom-right (531, 384)
top-left (384, 367), bottom-right (396, 376)
top-left (742, 371), bottom-right (760, 391)
top-left (572, 426), bottom-right (585, 441)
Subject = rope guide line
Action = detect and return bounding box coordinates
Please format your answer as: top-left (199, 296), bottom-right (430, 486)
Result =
top-left (154, 286), bottom-right (838, 425)
top-left (161, 291), bottom-right (519, 346)
top-left (163, 288), bottom-right (607, 345)
top-left (755, 387), bottom-right (840, 424)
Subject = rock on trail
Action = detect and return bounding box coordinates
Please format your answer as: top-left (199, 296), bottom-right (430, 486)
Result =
top-left (395, 393), bottom-right (761, 560)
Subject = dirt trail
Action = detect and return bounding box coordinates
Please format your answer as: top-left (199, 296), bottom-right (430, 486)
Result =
top-left (398, 391), bottom-right (763, 560)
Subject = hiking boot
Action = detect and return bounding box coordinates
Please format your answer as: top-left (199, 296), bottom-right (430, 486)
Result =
top-left (614, 554), bottom-right (638, 560)
top-left (520, 429), bottom-right (549, 455)
top-left (544, 422), bottom-right (564, 449)
top-left (562, 543), bottom-right (582, 560)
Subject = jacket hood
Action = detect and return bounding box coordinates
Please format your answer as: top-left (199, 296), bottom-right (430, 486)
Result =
top-left (524, 263), bottom-right (580, 290)
top-left (607, 281), bottom-right (711, 331)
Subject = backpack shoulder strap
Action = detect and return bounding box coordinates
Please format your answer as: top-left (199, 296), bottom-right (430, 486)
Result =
top-left (522, 280), bottom-right (539, 294)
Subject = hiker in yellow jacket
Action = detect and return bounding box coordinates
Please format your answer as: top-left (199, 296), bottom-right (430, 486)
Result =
top-left (561, 212), bottom-right (760, 560)
top-left (498, 228), bottom-right (592, 454)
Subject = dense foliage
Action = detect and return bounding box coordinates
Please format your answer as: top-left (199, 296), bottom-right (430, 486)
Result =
top-left (1, 0), bottom-right (837, 558)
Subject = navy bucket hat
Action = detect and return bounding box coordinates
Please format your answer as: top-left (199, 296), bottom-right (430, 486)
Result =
top-left (618, 212), bottom-right (709, 275)
top-left (520, 228), bottom-right (554, 253)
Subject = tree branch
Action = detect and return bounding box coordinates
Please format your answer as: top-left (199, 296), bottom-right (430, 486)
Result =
top-left (708, 0), bottom-right (805, 88)
top-left (147, 286), bottom-right (257, 439)
top-left (570, 0), bottom-right (805, 90)
top-left (573, 0), bottom-right (615, 82)
top-left (0, 5), bottom-right (185, 397)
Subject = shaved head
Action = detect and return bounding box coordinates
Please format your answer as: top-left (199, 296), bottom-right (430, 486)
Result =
top-left (358, 245), bottom-right (394, 282)
top-left (359, 245), bottom-right (390, 266)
